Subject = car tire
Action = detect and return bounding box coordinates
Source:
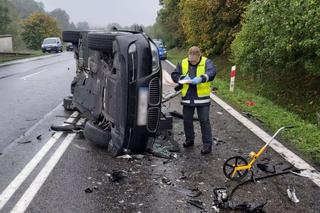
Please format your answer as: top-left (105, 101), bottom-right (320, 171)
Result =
top-left (62, 31), bottom-right (81, 44)
top-left (87, 33), bottom-right (119, 53)
top-left (84, 121), bottom-right (111, 148)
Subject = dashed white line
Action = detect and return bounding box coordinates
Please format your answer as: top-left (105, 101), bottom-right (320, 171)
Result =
top-left (0, 111), bottom-right (79, 210)
top-left (20, 70), bottom-right (48, 80)
top-left (165, 59), bottom-right (320, 187)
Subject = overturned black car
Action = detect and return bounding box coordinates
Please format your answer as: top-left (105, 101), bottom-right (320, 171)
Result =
top-left (62, 29), bottom-right (163, 156)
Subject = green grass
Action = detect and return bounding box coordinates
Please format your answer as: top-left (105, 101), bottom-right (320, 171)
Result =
top-left (168, 48), bottom-right (320, 166)
top-left (0, 50), bottom-right (44, 64)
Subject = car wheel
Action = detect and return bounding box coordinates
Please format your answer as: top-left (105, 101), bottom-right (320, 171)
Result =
top-left (62, 31), bottom-right (81, 44)
top-left (84, 121), bottom-right (111, 148)
top-left (87, 32), bottom-right (120, 53)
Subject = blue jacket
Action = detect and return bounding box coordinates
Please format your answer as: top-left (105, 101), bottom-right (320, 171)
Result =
top-left (171, 57), bottom-right (217, 106)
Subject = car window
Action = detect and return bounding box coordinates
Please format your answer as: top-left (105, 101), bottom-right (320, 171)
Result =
top-left (154, 40), bottom-right (164, 48)
top-left (43, 38), bottom-right (57, 44)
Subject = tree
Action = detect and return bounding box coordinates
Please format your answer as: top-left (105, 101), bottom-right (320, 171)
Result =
top-left (180, 0), bottom-right (249, 56)
top-left (156, 0), bottom-right (185, 48)
top-left (0, 0), bottom-right (11, 34)
top-left (231, 0), bottom-right (320, 76)
top-left (49, 8), bottom-right (76, 31)
top-left (76, 21), bottom-right (90, 30)
top-left (10, 0), bottom-right (44, 19)
top-left (21, 12), bottom-right (61, 50)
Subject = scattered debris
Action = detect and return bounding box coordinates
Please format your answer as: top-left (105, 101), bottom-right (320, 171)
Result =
top-left (186, 188), bottom-right (202, 198)
top-left (151, 144), bottom-right (172, 159)
top-left (216, 111), bottom-right (223, 115)
top-left (187, 199), bottom-right (204, 210)
top-left (50, 124), bottom-right (82, 132)
top-left (18, 140), bottom-right (32, 144)
top-left (213, 137), bottom-right (226, 146)
top-left (161, 177), bottom-right (172, 185)
top-left (132, 154), bottom-right (145, 160)
top-left (245, 101), bottom-right (256, 107)
top-left (84, 188), bottom-right (93, 193)
top-left (116, 154), bottom-right (132, 160)
top-left (36, 135), bottom-right (42, 140)
top-left (243, 111), bottom-right (264, 123)
top-left (287, 186), bottom-right (299, 203)
top-left (212, 87), bottom-right (218, 92)
top-left (212, 188), bottom-right (266, 212)
top-left (119, 200), bottom-right (124, 204)
top-left (257, 163), bottom-right (276, 173)
top-left (109, 170), bottom-right (127, 182)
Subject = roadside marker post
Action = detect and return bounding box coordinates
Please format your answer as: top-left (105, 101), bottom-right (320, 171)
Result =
top-left (230, 65), bottom-right (236, 92)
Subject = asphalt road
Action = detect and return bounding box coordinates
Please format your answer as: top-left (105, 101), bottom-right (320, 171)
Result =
top-left (0, 56), bottom-right (319, 213)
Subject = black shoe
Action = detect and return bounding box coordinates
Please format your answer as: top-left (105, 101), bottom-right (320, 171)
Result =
top-left (201, 144), bottom-right (212, 154)
top-left (183, 140), bottom-right (194, 148)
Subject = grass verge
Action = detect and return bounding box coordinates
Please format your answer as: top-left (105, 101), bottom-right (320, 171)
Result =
top-left (168, 48), bottom-right (320, 166)
top-left (0, 50), bottom-right (44, 64)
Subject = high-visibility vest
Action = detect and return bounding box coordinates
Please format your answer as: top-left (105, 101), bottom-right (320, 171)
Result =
top-left (181, 57), bottom-right (211, 97)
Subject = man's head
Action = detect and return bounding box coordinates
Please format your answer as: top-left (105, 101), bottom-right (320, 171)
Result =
top-left (188, 46), bottom-right (201, 65)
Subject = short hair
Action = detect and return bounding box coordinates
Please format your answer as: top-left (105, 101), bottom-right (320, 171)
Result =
top-left (188, 46), bottom-right (201, 56)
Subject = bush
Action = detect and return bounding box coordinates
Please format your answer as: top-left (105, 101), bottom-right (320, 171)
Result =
top-left (231, 0), bottom-right (320, 76)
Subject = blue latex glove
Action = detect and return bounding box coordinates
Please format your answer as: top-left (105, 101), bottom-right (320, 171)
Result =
top-left (191, 77), bottom-right (202, 85)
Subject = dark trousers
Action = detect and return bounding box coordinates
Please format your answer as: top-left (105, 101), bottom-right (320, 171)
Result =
top-left (183, 105), bottom-right (213, 145)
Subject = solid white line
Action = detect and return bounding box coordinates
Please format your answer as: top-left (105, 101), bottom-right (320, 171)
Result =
top-left (0, 111), bottom-right (79, 210)
top-left (10, 133), bottom-right (77, 213)
top-left (210, 94), bottom-right (320, 187)
top-left (165, 59), bottom-right (320, 187)
top-left (165, 59), bottom-right (176, 68)
top-left (10, 118), bottom-right (85, 213)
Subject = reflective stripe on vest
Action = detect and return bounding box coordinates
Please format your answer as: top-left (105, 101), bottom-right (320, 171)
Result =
top-left (181, 57), bottom-right (211, 97)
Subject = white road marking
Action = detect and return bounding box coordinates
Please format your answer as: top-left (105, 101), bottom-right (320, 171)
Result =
top-left (10, 118), bottom-right (85, 213)
top-left (0, 111), bottom-right (79, 210)
top-left (20, 70), bottom-right (48, 80)
top-left (10, 133), bottom-right (77, 213)
top-left (165, 59), bottom-right (320, 187)
top-left (165, 59), bottom-right (176, 68)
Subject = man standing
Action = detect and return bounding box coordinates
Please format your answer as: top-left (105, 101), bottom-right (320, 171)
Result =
top-left (171, 46), bottom-right (216, 154)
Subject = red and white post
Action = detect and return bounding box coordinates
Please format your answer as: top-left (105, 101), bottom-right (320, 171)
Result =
top-left (230, 65), bottom-right (236, 92)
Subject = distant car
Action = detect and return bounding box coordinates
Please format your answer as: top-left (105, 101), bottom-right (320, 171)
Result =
top-left (153, 39), bottom-right (167, 60)
top-left (66, 42), bottom-right (73, 51)
top-left (41, 37), bottom-right (63, 53)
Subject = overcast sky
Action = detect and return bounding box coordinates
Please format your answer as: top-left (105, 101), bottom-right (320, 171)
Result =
top-left (37, 0), bottom-right (162, 27)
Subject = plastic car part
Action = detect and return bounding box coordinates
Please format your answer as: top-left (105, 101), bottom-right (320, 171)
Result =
top-left (84, 121), bottom-right (111, 148)
top-left (63, 96), bottom-right (76, 111)
top-left (223, 156), bottom-right (249, 181)
top-left (87, 33), bottom-right (119, 53)
top-left (62, 31), bottom-right (81, 44)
